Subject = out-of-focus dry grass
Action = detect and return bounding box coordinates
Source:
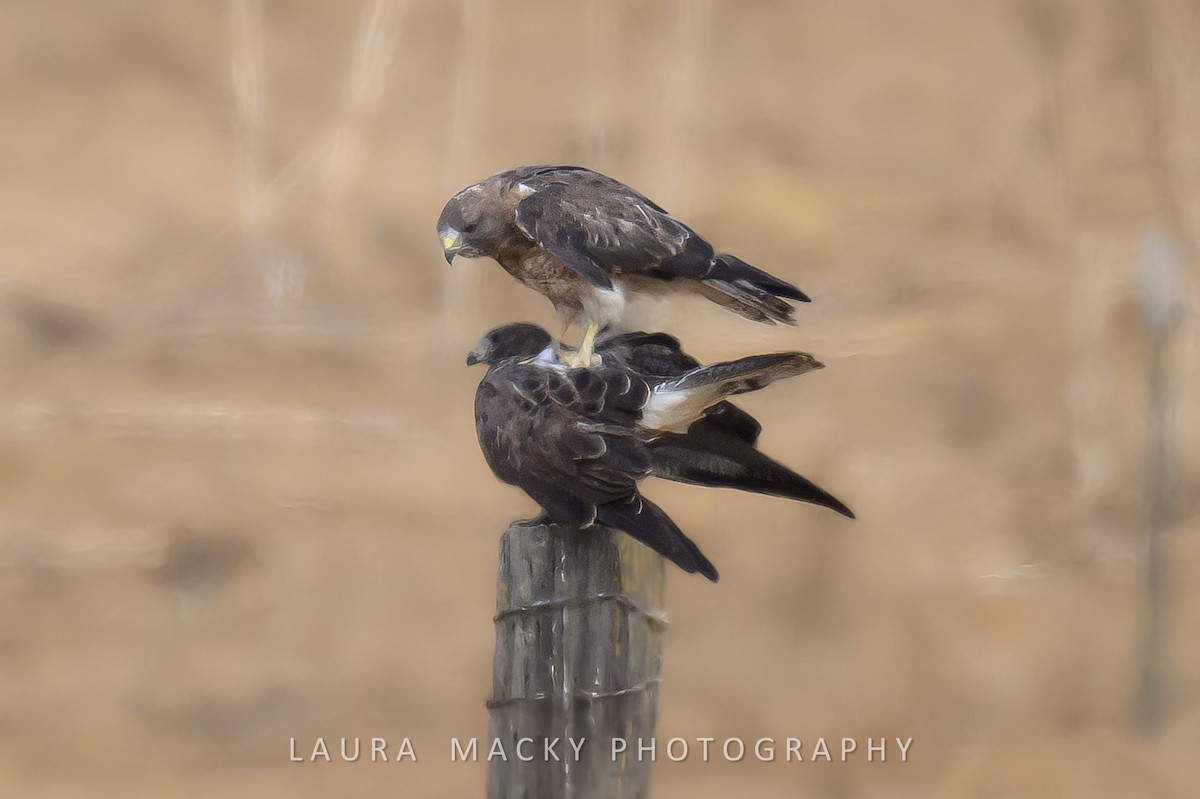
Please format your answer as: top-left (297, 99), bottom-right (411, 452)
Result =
top-left (1, 1), bottom-right (1198, 796)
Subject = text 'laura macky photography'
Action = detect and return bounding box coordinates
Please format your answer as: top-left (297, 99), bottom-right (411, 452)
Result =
top-left (288, 736), bottom-right (915, 765)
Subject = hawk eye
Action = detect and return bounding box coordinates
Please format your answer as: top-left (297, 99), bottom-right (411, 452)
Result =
top-left (462, 222), bottom-right (479, 234)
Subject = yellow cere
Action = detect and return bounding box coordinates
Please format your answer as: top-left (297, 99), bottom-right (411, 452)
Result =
top-left (442, 235), bottom-right (458, 250)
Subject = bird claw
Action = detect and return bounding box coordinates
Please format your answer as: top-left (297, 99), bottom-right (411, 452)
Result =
top-left (559, 350), bottom-right (602, 369)
top-left (552, 322), bottom-right (602, 368)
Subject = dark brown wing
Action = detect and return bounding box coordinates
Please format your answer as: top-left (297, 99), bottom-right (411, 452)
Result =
top-left (474, 361), bottom-right (651, 524)
top-left (646, 430), bottom-right (855, 518)
top-left (474, 358), bottom-right (719, 580)
top-left (511, 167), bottom-right (707, 290)
top-left (598, 331), bottom-right (701, 376)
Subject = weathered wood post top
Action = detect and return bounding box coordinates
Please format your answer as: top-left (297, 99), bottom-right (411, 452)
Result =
top-left (488, 521), bottom-right (666, 799)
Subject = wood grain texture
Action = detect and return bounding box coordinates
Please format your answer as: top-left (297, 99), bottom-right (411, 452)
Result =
top-left (488, 522), bottom-right (666, 799)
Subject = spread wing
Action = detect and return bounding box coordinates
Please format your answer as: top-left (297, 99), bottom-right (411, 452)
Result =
top-left (511, 166), bottom-right (714, 290)
top-left (474, 361), bottom-right (652, 525)
top-left (598, 331), bottom-right (763, 445)
top-left (587, 335), bottom-right (851, 517)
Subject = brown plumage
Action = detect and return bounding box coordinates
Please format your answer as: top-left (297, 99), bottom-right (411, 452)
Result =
top-left (467, 325), bottom-right (837, 582)
top-left (438, 165), bottom-right (809, 364)
top-left (467, 323), bottom-right (854, 519)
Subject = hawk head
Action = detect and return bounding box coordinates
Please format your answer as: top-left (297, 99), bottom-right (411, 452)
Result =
top-left (438, 181), bottom-right (509, 264)
top-left (467, 323), bottom-right (552, 366)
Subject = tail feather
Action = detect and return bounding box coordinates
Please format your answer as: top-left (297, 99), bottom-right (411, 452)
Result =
top-left (713, 254), bottom-right (810, 302)
top-left (641, 352), bottom-right (823, 433)
top-left (596, 494), bottom-right (718, 582)
top-left (699, 280), bottom-right (797, 325)
top-left (649, 434), bottom-right (856, 518)
top-left (697, 254), bottom-right (809, 324)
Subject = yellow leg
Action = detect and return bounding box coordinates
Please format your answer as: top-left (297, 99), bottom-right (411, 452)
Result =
top-left (576, 322), bottom-right (601, 368)
top-left (551, 320), bottom-right (573, 362)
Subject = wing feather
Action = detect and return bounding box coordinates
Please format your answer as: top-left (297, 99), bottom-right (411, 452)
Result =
top-left (475, 362), bottom-right (653, 508)
top-left (512, 168), bottom-right (703, 287)
top-left (474, 354), bottom-right (721, 582)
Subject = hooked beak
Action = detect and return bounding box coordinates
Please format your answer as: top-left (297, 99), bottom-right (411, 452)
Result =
top-left (441, 229), bottom-right (462, 264)
top-left (465, 344), bottom-right (487, 366)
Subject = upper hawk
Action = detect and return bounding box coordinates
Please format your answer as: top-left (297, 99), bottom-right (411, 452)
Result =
top-left (437, 165), bottom-right (809, 366)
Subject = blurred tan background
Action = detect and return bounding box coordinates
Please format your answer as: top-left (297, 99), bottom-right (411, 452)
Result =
top-left (2, 0), bottom-right (1199, 796)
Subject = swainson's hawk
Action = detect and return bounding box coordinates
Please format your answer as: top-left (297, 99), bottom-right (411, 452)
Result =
top-left (468, 323), bottom-right (854, 518)
top-left (439, 165), bottom-right (809, 366)
top-left (468, 326), bottom-right (829, 581)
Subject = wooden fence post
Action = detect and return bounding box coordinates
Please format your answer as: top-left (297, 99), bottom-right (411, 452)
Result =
top-left (488, 522), bottom-right (667, 799)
